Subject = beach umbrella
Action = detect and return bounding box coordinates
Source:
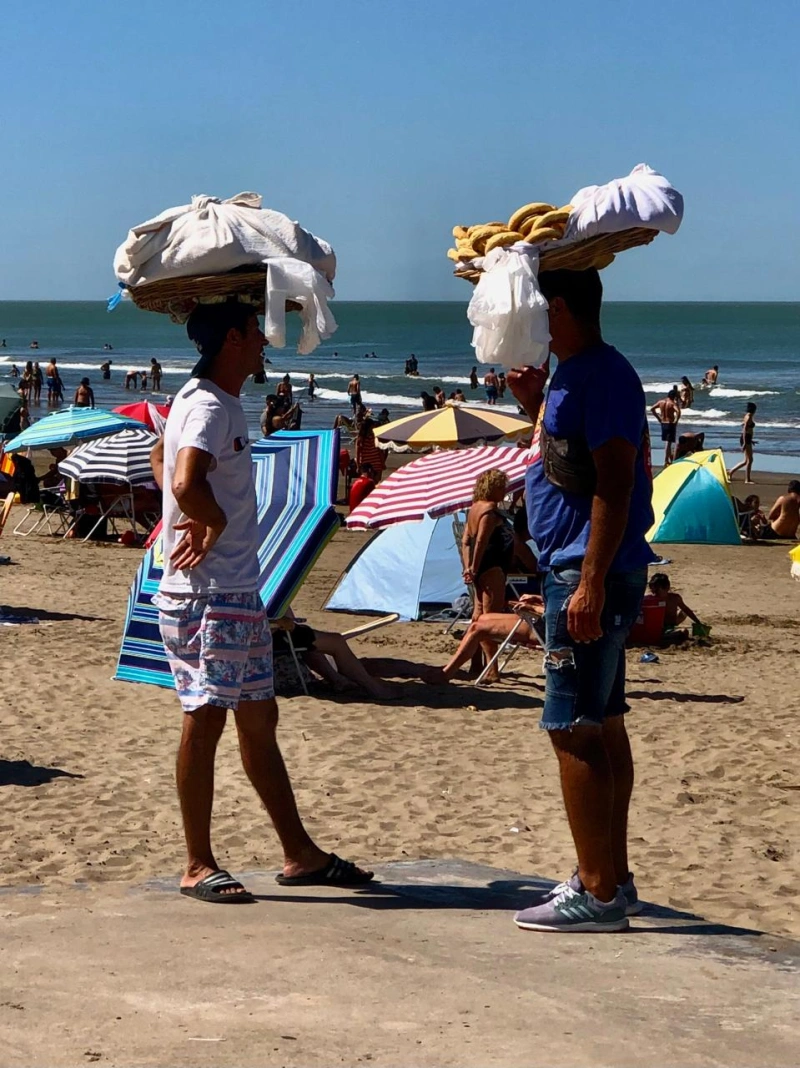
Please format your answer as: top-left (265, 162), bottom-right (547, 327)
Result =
top-left (3, 407), bottom-right (146, 451)
top-left (347, 443), bottom-right (532, 530)
top-left (0, 383), bottom-right (22, 435)
top-left (375, 403), bottom-right (532, 448)
top-left (115, 429), bottom-right (341, 688)
top-left (58, 427), bottom-right (160, 486)
top-left (112, 401), bottom-right (171, 433)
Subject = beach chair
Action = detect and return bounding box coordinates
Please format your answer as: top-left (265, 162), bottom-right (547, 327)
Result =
top-left (475, 604), bottom-right (546, 685)
top-left (445, 514), bottom-right (474, 633)
top-left (115, 430), bottom-right (342, 697)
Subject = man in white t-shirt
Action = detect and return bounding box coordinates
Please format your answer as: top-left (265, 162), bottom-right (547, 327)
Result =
top-left (150, 299), bottom-right (373, 904)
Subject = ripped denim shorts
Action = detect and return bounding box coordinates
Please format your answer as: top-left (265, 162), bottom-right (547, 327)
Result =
top-left (540, 567), bottom-right (647, 731)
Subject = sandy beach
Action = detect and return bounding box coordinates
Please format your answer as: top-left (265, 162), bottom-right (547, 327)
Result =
top-left (1, 470), bottom-right (799, 939)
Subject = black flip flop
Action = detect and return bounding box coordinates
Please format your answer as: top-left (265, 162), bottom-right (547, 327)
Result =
top-left (180, 870), bottom-right (255, 904)
top-left (275, 853), bottom-right (375, 887)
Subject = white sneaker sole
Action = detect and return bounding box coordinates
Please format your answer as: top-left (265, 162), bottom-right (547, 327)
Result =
top-left (514, 916), bottom-right (630, 933)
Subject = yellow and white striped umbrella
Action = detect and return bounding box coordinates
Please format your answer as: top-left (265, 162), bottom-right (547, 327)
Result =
top-left (376, 403), bottom-right (532, 448)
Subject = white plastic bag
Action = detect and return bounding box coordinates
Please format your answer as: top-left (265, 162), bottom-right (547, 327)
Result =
top-left (467, 246), bottom-right (550, 369)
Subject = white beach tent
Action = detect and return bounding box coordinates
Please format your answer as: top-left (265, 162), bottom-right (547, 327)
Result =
top-left (325, 513), bottom-right (466, 621)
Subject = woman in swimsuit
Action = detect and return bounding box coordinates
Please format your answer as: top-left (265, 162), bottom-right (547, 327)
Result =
top-left (729, 402), bottom-right (756, 483)
top-left (679, 376), bottom-right (694, 410)
top-left (462, 468), bottom-right (514, 683)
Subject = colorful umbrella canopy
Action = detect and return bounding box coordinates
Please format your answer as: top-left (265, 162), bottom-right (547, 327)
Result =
top-left (347, 443), bottom-right (532, 530)
top-left (58, 427), bottom-right (160, 485)
top-left (3, 407), bottom-right (146, 451)
top-left (112, 401), bottom-right (171, 433)
top-left (115, 429), bottom-right (341, 688)
top-left (375, 403), bottom-right (532, 448)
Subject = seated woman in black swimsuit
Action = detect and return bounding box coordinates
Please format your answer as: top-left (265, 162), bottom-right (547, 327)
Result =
top-left (461, 469), bottom-right (515, 683)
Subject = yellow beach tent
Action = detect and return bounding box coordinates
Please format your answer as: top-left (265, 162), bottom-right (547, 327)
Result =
top-left (647, 450), bottom-right (740, 545)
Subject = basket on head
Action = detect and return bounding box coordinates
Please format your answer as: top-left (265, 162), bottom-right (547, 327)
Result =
top-left (125, 267), bottom-right (303, 323)
top-left (454, 227), bottom-right (658, 283)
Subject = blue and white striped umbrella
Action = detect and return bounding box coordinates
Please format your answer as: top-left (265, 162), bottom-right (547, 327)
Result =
top-left (3, 406), bottom-right (146, 451)
top-left (58, 427), bottom-right (160, 485)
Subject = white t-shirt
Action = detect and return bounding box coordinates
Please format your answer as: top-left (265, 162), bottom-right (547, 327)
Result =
top-left (158, 378), bottom-right (260, 596)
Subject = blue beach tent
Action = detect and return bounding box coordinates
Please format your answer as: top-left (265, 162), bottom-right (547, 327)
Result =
top-left (647, 450), bottom-right (740, 545)
top-left (325, 512), bottom-right (467, 621)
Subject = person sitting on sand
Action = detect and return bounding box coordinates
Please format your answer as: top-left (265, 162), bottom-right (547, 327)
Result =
top-left (420, 390), bottom-right (436, 411)
top-left (737, 493), bottom-right (768, 541)
top-left (348, 464), bottom-right (376, 511)
top-left (674, 431), bottom-right (705, 461)
top-left (375, 407), bottom-right (391, 426)
top-left (647, 573), bottom-right (703, 631)
top-left (438, 594), bottom-right (545, 683)
top-left (702, 365), bottom-right (719, 387)
top-left (761, 481), bottom-right (800, 540)
top-left (272, 616), bottom-right (398, 700)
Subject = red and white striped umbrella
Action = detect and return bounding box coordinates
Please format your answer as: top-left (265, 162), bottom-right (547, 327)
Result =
top-left (346, 444), bottom-right (535, 530)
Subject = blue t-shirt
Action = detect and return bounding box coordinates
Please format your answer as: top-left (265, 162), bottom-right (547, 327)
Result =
top-left (525, 343), bottom-right (657, 572)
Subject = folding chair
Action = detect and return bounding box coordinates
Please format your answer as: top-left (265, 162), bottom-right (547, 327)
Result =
top-left (445, 513), bottom-right (474, 633)
top-left (475, 605), bottom-right (546, 685)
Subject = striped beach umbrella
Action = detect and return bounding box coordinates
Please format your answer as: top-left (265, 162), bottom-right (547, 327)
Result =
top-left (58, 427), bottom-right (160, 485)
top-left (115, 429), bottom-right (341, 688)
top-left (376, 403), bottom-right (532, 448)
top-left (3, 406), bottom-right (146, 451)
top-left (347, 443), bottom-right (533, 530)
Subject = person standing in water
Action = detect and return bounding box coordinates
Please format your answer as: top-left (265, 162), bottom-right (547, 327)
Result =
top-left (678, 376), bottom-right (694, 409)
top-left (100, 360), bottom-right (113, 381)
top-left (650, 389), bottom-right (681, 465)
top-left (729, 402), bottom-right (757, 483)
top-left (150, 358), bottom-right (163, 391)
top-left (484, 368), bottom-right (499, 405)
top-left (347, 374), bottom-right (362, 411)
top-left (74, 377), bottom-right (95, 408)
top-left (307, 373), bottom-right (316, 401)
top-left (469, 367), bottom-right (479, 390)
top-left (701, 365), bottom-right (719, 387)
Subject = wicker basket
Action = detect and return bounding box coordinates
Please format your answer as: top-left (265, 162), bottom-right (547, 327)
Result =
top-left (454, 227), bottom-right (658, 283)
top-left (126, 267), bottom-right (302, 321)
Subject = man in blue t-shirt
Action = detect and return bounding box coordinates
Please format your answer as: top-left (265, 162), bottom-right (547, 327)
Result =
top-left (509, 268), bottom-right (656, 934)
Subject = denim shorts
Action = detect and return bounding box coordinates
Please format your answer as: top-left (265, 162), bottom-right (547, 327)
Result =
top-left (540, 567), bottom-right (647, 731)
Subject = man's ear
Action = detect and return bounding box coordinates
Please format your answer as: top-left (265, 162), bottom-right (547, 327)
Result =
top-left (547, 295), bottom-right (565, 318)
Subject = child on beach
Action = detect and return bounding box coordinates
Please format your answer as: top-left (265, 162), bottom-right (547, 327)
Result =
top-left (648, 573), bottom-right (704, 633)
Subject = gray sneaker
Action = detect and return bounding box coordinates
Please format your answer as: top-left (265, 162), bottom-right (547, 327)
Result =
top-left (542, 870), bottom-right (643, 917)
top-left (619, 872), bottom-right (643, 916)
top-left (514, 884), bottom-right (629, 932)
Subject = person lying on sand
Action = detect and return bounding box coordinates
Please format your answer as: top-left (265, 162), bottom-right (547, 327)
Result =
top-left (761, 481), bottom-right (800, 540)
top-left (434, 594), bottom-right (545, 685)
top-left (648, 573), bottom-right (703, 631)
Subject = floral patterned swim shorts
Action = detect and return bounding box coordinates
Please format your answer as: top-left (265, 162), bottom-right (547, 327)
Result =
top-left (154, 591), bottom-right (275, 712)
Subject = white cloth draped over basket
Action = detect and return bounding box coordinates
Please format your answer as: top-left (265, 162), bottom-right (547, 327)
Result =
top-left (114, 192), bottom-right (337, 354)
top-left (467, 163), bottom-right (684, 369)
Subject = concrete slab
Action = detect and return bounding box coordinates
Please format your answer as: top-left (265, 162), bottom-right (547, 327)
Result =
top-left (1, 861), bottom-right (797, 1067)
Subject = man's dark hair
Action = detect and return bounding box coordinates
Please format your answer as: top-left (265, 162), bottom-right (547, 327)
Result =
top-left (186, 299), bottom-right (255, 364)
top-left (538, 268), bottom-right (603, 325)
top-left (788, 480), bottom-right (800, 494)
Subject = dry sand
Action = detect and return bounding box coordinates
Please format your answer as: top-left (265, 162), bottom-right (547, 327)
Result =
top-left (1, 472), bottom-right (799, 938)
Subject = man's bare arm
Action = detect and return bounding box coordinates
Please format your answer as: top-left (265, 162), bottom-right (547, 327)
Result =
top-left (150, 437), bottom-right (165, 490)
top-left (172, 447), bottom-right (227, 532)
top-left (568, 438), bottom-right (637, 642)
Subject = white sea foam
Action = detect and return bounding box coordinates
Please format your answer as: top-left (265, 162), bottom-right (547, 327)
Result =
top-left (708, 387), bottom-right (780, 398)
top-left (680, 407), bottom-right (729, 419)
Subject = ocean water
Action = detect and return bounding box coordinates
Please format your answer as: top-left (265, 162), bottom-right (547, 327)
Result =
top-left (1, 301), bottom-right (798, 467)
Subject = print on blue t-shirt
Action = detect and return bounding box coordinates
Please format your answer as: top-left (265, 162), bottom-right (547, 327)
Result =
top-left (525, 343), bottom-right (657, 573)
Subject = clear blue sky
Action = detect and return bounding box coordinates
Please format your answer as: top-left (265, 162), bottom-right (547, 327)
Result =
top-left (2, 0), bottom-right (798, 301)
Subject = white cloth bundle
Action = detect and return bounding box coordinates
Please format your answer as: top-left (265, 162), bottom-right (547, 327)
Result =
top-left (565, 163), bottom-right (684, 241)
top-left (467, 246), bottom-right (550, 369)
top-left (114, 193), bottom-right (337, 354)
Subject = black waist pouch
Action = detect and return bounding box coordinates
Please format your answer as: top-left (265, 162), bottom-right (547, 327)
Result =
top-left (540, 425), bottom-right (596, 496)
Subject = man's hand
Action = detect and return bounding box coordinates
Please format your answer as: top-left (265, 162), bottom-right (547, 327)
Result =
top-left (568, 579), bottom-right (605, 642)
top-left (170, 518), bottom-right (225, 570)
top-left (506, 359), bottom-right (550, 419)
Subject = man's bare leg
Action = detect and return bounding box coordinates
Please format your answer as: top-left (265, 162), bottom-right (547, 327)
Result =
top-left (549, 726), bottom-right (617, 902)
top-left (312, 633), bottom-right (397, 699)
top-left (603, 715), bottom-right (634, 885)
top-left (177, 704), bottom-right (242, 893)
top-left (233, 698), bottom-right (332, 878)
